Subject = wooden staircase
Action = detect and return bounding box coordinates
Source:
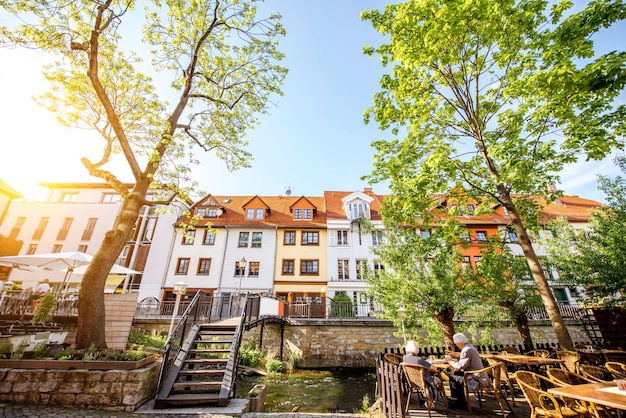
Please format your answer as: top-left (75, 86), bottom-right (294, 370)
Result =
top-left (155, 322), bottom-right (239, 408)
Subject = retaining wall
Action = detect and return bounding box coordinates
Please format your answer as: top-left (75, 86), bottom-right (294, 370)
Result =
top-left (0, 361), bottom-right (159, 411)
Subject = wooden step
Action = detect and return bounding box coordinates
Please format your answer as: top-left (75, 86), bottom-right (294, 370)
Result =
top-left (194, 338), bottom-right (233, 344)
top-left (189, 348), bottom-right (230, 354)
top-left (184, 358), bottom-right (228, 364)
top-left (162, 392), bottom-right (220, 402)
top-left (178, 369), bottom-right (225, 376)
top-left (173, 381), bottom-right (222, 389)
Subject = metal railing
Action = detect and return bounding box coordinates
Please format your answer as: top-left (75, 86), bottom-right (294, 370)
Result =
top-left (0, 291), bottom-right (78, 316)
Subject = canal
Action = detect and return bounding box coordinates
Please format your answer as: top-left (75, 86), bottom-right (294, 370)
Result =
top-left (235, 369), bottom-right (377, 413)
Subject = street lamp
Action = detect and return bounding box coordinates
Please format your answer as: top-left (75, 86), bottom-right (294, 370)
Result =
top-left (397, 305), bottom-right (407, 345)
top-left (167, 281), bottom-right (188, 338)
top-left (0, 280), bottom-right (14, 309)
top-left (236, 257), bottom-right (247, 295)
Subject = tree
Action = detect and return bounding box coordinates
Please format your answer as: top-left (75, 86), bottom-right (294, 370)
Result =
top-left (0, 0), bottom-right (286, 348)
top-left (361, 0), bottom-right (626, 350)
top-left (367, 223), bottom-right (475, 347)
top-left (467, 239), bottom-right (543, 350)
top-left (542, 155), bottom-right (626, 305)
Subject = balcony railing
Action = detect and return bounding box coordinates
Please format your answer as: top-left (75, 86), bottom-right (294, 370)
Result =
top-left (0, 291), bottom-right (78, 316)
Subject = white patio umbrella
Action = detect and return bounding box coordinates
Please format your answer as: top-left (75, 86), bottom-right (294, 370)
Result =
top-left (0, 251), bottom-right (94, 293)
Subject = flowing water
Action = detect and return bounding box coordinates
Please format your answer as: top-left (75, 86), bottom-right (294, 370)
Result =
top-left (235, 369), bottom-right (377, 413)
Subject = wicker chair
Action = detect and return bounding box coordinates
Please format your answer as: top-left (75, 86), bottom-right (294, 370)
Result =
top-left (485, 356), bottom-right (516, 406)
top-left (546, 367), bottom-right (596, 387)
top-left (463, 362), bottom-right (512, 417)
top-left (527, 349), bottom-right (552, 358)
top-left (579, 365), bottom-right (614, 382)
top-left (502, 345), bottom-right (520, 354)
top-left (556, 350), bottom-right (581, 373)
top-left (603, 350), bottom-right (626, 364)
top-left (384, 353), bottom-right (403, 365)
top-left (513, 370), bottom-right (592, 418)
top-left (400, 362), bottom-right (446, 417)
top-left (605, 361), bottom-right (626, 378)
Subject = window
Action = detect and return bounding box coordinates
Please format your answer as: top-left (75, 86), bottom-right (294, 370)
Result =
top-left (248, 261), bottom-right (260, 276)
top-left (503, 206), bottom-right (510, 216)
top-left (61, 193), bottom-right (78, 202)
top-left (349, 202), bottom-right (369, 219)
top-left (421, 229), bottom-right (431, 239)
top-left (52, 244), bottom-right (63, 253)
top-left (235, 261), bottom-right (246, 276)
top-left (197, 208), bottom-right (207, 217)
top-left (175, 258), bottom-right (190, 274)
top-left (246, 208), bottom-right (265, 220)
top-left (117, 245), bottom-right (130, 266)
top-left (81, 218), bottom-right (98, 241)
top-left (203, 230), bottom-right (216, 245)
top-left (102, 193), bottom-right (122, 203)
top-left (507, 228), bottom-right (518, 242)
top-left (27, 244), bottom-right (38, 254)
top-left (197, 258), bottom-right (211, 275)
top-left (373, 260), bottom-right (385, 277)
top-left (336, 230), bottom-right (348, 246)
top-left (246, 208), bottom-right (255, 219)
top-left (9, 217), bottom-right (25, 239)
top-left (56, 217), bottom-right (73, 240)
top-left (32, 217), bottom-right (49, 240)
top-left (338, 259), bottom-right (349, 280)
top-left (371, 231), bottom-right (384, 246)
top-left (294, 208), bottom-right (302, 220)
top-left (475, 231), bottom-right (487, 242)
top-left (207, 208), bottom-right (218, 217)
top-left (284, 231), bottom-right (296, 245)
top-left (462, 256), bottom-right (471, 265)
top-left (467, 204), bottom-right (475, 215)
top-left (251, 232), bottom-right (263, 248)
top-left (256, 209), bottom-right (264, 219)
top-left (356, 259), bottom-right (367, 280)
top-left (301, 260), bottom-right (319, 274)
top-left (302, 231), bottom-right (319, 245)
top-left (282, 259), bottom-right (294, 275)
top-left (238, 232), bottom-right (250, 247)
top-left (474, 256), bottom-right (483, 264)
top-left (460, 231), bottom-right (470, 242)
top-left (141, 217), bottom-right (157, 241)
top-left (77, 244), bottom-right (88, 253)
top-left (303, 209), bottom-right (312, 220)
top-left (553, 288), bottom-right (569, 303)
top-left (181, 229), bottom-right (196, 245)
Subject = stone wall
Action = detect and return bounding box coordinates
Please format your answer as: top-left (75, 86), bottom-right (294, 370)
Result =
top-left (242, 319), bottom-right (590, 368)
top-left (0, 362), bottom-right (159, 411)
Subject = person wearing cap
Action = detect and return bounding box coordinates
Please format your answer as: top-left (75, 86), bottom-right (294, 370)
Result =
top-left (444, 332), bottom-right (490, 409)
top-left (403, 340), bottom-right (441, 407)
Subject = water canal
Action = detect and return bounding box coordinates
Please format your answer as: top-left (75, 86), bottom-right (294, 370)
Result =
top-left (235, 369), bottom-right (377, 413)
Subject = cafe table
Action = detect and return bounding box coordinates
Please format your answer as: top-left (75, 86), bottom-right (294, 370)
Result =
top-left (481, 353), bottom-right (566, 373)
top-left (548, 381), bottom-right (626, 417)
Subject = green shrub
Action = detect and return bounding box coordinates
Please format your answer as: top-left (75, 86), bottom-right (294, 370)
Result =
top-left (32, 339), bottom-right (50, 359)
top-left (128, 328), bottom-right (167, 349)
top-left (0, 340), bottom-right (13, 359)
top-left (239, 340), bottom-right (264, 367)
top-left (265, 358), bottom-right (282, 374)
top-left (31, 293), bottom-right (57, 323)
top-left (330, 293), bottom-right (354, 318)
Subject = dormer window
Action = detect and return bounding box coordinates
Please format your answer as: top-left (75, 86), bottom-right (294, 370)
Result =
top-left (197, 208), bottom-right (206, 217)
top-left (303, 209), bottom-right (312, 220)
top-left (207, 208), bottom-right (217, 217)
top-left (294, 209), bottom-right (302, 220)
top-left (246, 208), bottom-right (265, 220)
top-left (348, 202), bottom-right (370, 219)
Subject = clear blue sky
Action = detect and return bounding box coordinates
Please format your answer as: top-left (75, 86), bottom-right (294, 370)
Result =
top-left (0, 0), bottom-right (622, 202)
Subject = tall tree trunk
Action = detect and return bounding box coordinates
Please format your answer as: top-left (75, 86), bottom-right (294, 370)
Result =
top-left (499, 189), bottom-right (574, 350)
top-left (75, 190), bottom-right (146, 349)
top-left (511, 306), bottom-right (533, 351)
top-left (434, 307), bottom-right (456, 349)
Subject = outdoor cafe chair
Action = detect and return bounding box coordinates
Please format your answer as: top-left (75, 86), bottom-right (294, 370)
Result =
top-left (513, 370), bottom-right (593, 418)
top-left (384, 353), bottom-right (403, 365)
top-left (527, 349), bottom-right (552, 358)
top-left (547, 367), bottom-right (617, 418)
top-left (602, 350), bottom-right (626, 364)
top-left (579, 365), bottom-right (614, 383)
top-left (556, 350), bottom-right (581, 373)
top-left (400, 362), bottom-right (447, 417)
top-left (484, 356), bottom-right (517, 405)
top-left (463, 362), bottom-right (512, 417)
top-left (605, 361), bottom-right (626, 379)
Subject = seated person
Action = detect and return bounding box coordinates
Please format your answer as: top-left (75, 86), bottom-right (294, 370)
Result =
top-left (444, 333), bottom-right (490, 409)
top-left (403, 340), bottom-right (442, 407)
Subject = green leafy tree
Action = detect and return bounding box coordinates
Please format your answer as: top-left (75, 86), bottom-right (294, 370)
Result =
top-left (361, 0), bottom-right (626, 350)
top-left (0, 0), bottom-right (286, 348)
top-left (466, 239), bottom-right (543, 350)
top-left (542, 156), bottom-right (626, 305)
top-left (330, 292), bottom-right (354, 318)
top-left (367, 223), bottom-right (475, 347)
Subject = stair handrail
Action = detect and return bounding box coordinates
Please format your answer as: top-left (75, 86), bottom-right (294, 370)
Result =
top-left (157, 290), bottom-right (206, 390)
